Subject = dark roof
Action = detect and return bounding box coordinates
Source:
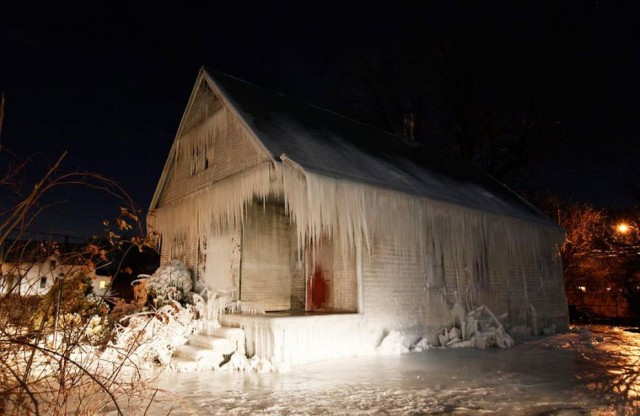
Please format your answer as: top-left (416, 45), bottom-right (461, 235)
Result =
top-left (0, 239), bottom-right (88, 265)
top-left (206, 68), bottom-right (557, 227)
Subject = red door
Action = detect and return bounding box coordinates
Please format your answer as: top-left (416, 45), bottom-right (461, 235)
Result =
top-left (306, 238), bottom-right (332, 311)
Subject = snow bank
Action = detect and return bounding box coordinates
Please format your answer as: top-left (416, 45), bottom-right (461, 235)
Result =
top-left (376, 330), bottom-right (421, 355)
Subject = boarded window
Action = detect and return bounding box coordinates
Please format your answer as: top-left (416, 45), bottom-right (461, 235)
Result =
top-left (190, 144), bottom-right (210, 175)
top-left (170, 236), bottom-right (187, 264)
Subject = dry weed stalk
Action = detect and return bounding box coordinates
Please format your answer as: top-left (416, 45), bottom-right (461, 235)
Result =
top-left (0, 103), bottom-right (172, 415)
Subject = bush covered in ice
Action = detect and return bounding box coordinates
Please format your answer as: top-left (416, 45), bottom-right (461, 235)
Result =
top-left (102, 300), bottom-right (199, 369)
top-left (96, 261), bottom-right (209, 370)
top-left (143, 259), bottom-right (193, 307)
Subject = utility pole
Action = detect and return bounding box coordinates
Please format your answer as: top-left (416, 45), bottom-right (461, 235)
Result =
top-left (53, 272), bottom-right (64, 349)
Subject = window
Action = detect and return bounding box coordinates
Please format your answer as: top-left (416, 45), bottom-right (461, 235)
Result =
top-left (189, 141), bottom-right (213, 176)
top-left (171, 237), bottom-right (186, 264)
top-left (40, 277), bottom-right (47, 289)
top-left (49, 259), bottom-right (57, 269)
top-left (99, 280), bottom-right (108, 290)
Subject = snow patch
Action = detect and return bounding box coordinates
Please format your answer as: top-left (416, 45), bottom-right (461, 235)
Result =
top-left (376, 330), bottom-right (420, 355)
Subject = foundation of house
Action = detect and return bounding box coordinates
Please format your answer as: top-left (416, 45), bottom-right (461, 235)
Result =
top-left (221, 312), bottom-right (368, 366)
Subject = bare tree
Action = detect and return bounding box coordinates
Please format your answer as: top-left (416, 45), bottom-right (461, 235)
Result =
top-left (338, 39), bottom-right (563, 191)
top-left (539, 198), bottom-right (640, 320)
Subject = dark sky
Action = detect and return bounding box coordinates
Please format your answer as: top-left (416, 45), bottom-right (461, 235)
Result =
top-left (1, 1), bottom-right (639, 240)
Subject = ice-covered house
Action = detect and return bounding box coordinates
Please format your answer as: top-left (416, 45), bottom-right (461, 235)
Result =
top-left (148, 67), bottom-right (569, 365)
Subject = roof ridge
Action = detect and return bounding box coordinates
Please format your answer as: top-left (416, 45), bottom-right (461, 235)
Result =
top-left (196, 66), bottom-right (556, 227)
top-left (203, 66), bottom-right (414, 146)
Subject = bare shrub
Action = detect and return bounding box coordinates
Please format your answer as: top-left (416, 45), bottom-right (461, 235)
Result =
top-left (0, 101), bottom-right (172, 415)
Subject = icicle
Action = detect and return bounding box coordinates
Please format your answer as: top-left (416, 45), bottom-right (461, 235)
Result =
top-left (156, 135), bottom-right (566, 333)
top-left (280, 159), bottom-right (564, 331)
top-left (149, 161), bottom-right (281, 263)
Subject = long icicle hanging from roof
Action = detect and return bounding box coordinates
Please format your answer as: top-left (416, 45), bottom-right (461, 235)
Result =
top-left (153, 156), bottom-right (564, 288)
top-left (152, 149), bottom-right (565, 325)
top-left (281, 158), bottom-right (565, 316)
top-left (149, 161), bottom-right (282, 250)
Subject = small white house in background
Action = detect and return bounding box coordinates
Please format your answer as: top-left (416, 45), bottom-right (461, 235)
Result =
top-left (0, 254), bottom-right (63, 296)
top-left (0, 241), bottom-right (112, 297)
top-left (149, 67), bottom-right (569, 365)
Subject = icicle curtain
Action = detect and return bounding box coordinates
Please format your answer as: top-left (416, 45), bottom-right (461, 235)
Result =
top-left (152, 157), bottom-right (564, 300)
top-left (150, 162), bottom-right (282, 248)
top-left (177, 106), bottom-right (233, 177)
top-left (282, 160), bottom-right (563, 271)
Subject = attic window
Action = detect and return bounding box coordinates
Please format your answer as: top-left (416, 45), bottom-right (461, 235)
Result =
top-left (40, 277), bottom-right (47, 289)
top-left (49, 259), bottom-right (57, 269)
top-left (190, 142), bottom-right (212, 176)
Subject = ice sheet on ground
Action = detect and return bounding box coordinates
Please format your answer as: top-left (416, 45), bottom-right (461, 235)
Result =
top-left (123, 324), bottom-right (640, 415)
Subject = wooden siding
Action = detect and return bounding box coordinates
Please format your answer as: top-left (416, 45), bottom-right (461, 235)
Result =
top-left (362, 221), bottom-right (567, 336)
top-left (304, 238), bottom-right (358, 312)
top-left (441, 227), bottom-right (567, 332)
top-left (155, 79), bottom-right (271, 272)
top-left (240, 202), bottom-right (299, 311)
top-left (362, 236), bottom-right (450, 333)
top-left (158, 84), bottom-right (270, 208)
top-left (180, 78), bottom-right (223, 136)
top-left (331, 244), bottom-right (358, 312)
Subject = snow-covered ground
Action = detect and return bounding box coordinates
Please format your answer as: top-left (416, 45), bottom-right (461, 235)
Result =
top-left (127, 324), bottom-right (639, 415)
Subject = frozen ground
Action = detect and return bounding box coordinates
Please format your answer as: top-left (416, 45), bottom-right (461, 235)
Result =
top-left (128, 324), bottom-right (639, 415)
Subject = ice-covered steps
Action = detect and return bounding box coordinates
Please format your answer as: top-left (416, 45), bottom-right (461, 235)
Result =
top-left (170, 323), bottom-right (247, 371)
top-left (202, 326), bottom-right (246, 355)
top-left (188, 334), bottom-right (234, 354)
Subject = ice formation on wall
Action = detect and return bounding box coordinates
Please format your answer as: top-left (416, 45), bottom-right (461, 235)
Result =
top-left (154, 158), bottom-right (561, 265)
top-left (222, 314), bottom-right (372, 366)
top-left (153, 155), bottom-right (563, 295)
top-left (150, 161), bottom-right (280, 249)
top-left (152, 134), bottom-right (565, 338)
top-left (281, 159), bottom-right (564, 317)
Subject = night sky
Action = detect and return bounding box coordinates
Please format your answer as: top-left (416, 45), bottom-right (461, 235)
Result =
top-left (1, 2), bottom-right (639, 241)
